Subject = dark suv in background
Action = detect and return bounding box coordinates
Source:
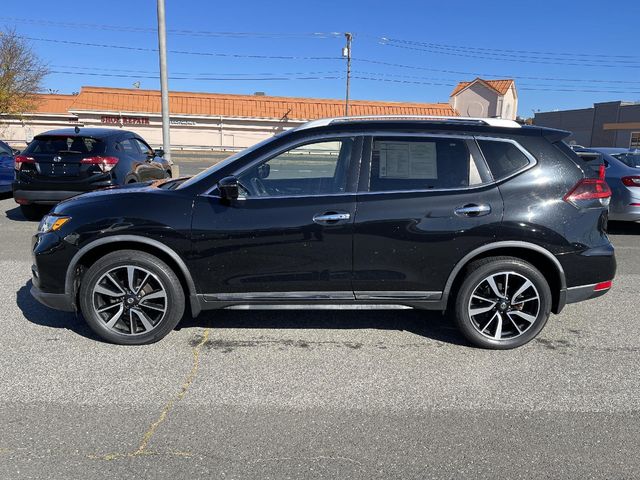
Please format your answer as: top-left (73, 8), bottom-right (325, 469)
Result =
top-left (29, 116), bottom-right (615, 348)
top-left (13, 128), bottom-right (173, 219)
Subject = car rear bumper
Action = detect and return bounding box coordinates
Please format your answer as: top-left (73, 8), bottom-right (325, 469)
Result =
top-left (13, 189), bottom-right (87, 204)
top-left (12, 176), bottom-right (116, 204)
top-left (565, 282), bottom-right (612, 304)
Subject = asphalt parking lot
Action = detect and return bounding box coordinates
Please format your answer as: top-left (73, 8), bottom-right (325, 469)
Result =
top-left (1, 161), bottom-right (639, 479)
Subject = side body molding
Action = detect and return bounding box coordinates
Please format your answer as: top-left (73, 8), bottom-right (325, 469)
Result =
top-left (441, 240), bottom-right (567, 303)
top-left (64, 235), bottom-right (200, 315)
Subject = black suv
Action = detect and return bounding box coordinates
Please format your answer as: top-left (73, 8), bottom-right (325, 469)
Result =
top-left (13, 128), bottom-right (173, 220)
top-left (29, 117), bottom-right (616, 348)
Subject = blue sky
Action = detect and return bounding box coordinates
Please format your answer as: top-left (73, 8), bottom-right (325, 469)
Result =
top-left (2, 0), bottom-right (640, 117)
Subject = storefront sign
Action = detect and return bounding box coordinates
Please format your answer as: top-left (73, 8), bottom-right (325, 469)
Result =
top-left (170, 119), bottom-right (197, 126)
top-left (101, 115), bottom-right (150, 125)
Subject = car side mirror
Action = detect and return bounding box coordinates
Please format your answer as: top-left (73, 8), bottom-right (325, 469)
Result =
top-left (218, 176), bottom-right (239, 201)
top-left (155, 148), bottom-right (164, 158)
top-left (11, 148), bottom-right (21, 156)
top-left (257, 163), bottom-right (270, 179)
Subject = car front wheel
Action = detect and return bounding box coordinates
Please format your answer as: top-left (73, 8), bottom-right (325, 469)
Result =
top-left (453, 256), bottom-right (551, 349)
top-left (79, 250), bottom-right (185, 345)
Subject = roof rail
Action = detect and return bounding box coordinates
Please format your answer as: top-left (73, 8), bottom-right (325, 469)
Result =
top-left (296, 115), bottom-right (521, 131)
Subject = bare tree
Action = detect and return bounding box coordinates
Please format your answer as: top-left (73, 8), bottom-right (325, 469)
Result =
top-left (0, 29), bottom-right (48, 117)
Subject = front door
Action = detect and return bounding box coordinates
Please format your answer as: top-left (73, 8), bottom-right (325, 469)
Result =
top-left (352, 134), bottom-right (504, 301)
top-left (190, 136), bottom-right (360, 300)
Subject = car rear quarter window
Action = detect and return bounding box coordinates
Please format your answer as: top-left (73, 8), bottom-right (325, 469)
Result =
top-left (368, 137), bottom-right (488, 192)
top-left (477, 139), bottom-right (531, 180)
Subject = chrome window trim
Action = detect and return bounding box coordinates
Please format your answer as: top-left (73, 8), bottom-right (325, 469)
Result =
top-left (203, 291), bottom-right (356, 301)
top-left (203, 132), bottom-right (358, 197)
top-left (354, 291), bottom-right (442, 301)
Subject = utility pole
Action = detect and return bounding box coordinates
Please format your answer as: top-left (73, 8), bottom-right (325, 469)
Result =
top-left (157, 0), bottom-right (171, 161)
top-left (343, 32), bottom-right (352, 116)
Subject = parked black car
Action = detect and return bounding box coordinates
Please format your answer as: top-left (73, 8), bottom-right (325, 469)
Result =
top-left (30, 116), bottom-right (616, 348)
top-left (13, 128), bottom-right (173, 220)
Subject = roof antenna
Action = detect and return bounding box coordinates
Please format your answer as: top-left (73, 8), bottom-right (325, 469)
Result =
top-left (74, 125), bottom-right (80, 134)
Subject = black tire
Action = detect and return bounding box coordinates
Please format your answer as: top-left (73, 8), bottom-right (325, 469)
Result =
top-left (165, 170), bottom-right (172, 178)
top-left (20, 204), bottom-right (49, 221)
top-left (79, 250), bottom-right (185, 345)
top-left (453, 256), bottom-right (552, 349)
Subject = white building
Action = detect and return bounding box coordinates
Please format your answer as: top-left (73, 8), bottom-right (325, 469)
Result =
top-left (449, 78), bottom-right (517, 120)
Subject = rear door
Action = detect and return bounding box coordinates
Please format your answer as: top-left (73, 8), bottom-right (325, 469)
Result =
top-left (115, 137), bottom-right (149, 183)
top-left (352, 133), bottom-right (504, 300)
top-left (133, 137), bottom-right (166, 180)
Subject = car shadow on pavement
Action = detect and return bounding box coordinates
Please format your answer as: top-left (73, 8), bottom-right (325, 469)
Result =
top-left (608, 221), bottom-right (640, 235)
top-left (16, 281), bottom-right (100, 341)
top-left (17, 279), bottom-right (467, 346)
top-left (183, 308), bottom-right (468, 347)
top-left (5, 205), bottom-right (30, 222)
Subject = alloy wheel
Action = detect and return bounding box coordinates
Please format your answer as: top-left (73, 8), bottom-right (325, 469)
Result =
top-left (91, 265), bottom-right (167, 336)
top-left (467, 271), bottom-right (541, 340)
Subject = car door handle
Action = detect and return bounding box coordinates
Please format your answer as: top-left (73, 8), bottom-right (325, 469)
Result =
top-left (454, 204), bottom-right (491, 217)
top-left (313, 212), bottom-right (351, 224)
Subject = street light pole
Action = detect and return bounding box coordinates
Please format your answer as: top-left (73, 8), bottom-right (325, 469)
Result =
top-left (157, 0), bottom-right (171, 162)
top-left (343, 32), bottom-right (352, 116)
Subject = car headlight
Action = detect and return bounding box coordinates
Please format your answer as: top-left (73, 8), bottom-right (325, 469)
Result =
top-left (38, 215), bottom-right (71, 233)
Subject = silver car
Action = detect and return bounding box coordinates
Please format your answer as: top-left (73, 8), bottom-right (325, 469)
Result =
top-left (576, 148), bottom-right (640, 222)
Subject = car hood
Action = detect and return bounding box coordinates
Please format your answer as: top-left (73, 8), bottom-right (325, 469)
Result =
top-left (52, 180), bottom-right (161, 212)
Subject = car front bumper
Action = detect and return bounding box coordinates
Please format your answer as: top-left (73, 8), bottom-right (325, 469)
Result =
top-left (30, 283), bottom-right (75, 312)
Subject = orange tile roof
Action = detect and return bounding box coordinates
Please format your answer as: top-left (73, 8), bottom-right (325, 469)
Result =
top-left (450, 78), bottom-right (514, 97)
top-left (30, 94), bottom-right (77, 114)
top-left (29, 86), bottom-right (456, 120)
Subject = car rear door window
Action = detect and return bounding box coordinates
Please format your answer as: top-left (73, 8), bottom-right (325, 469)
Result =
top-left (134, 139), bottom-right (153, 156)
top-left (476, 139), bottom-right (531, 180)
top-left (368, 137), bottom-right (488, 192)
top-left (117, 139), bottom-right (137, 154)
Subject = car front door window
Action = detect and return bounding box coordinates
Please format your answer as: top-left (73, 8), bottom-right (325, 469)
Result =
top-left (237, 139), bottom-right (353, 198)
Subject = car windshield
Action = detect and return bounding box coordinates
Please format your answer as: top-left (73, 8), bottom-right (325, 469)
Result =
top-left (611, 151), bottom-right (640, 168)
top-left (177, 131), bottom-right (289, 190)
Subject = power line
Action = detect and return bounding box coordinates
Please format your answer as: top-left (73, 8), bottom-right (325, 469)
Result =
top-left (46, 70), bottom-right (343, 82)
top-left (50, 64), bottom-right (342, 77)
top-left (2, 16), bottom-right (342, 39)
top-left (24, 36), bottom-right (341, 61)
top-left (352, 75), bottom-right (640, 95)
top-left (378, 42), bottom-right (640, 69)
top-left (374, 36), bottom-right (640, 60)
top-left (353, 58), bottom-right (640, 85)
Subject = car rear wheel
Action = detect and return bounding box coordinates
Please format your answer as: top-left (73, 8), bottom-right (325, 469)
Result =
top-left (453, 256), bottom-right (551, 349)
top-left (79, 250), bottom-right (185, 345)
top-left (20, 204), bottom-right (49, 221)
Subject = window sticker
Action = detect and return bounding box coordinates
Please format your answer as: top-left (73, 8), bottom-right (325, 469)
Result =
top-left (378, 141), bottom-right (438, 179)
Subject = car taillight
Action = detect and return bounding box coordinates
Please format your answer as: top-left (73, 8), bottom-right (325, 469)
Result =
top-left (621, 176), bottom-right (640, 187)
top-left (81, 156), bottom-right (119, 173)
top-left (14, 155), bottom-right (35, 171)
top-left (563, 166), bottom-right (611, 209)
